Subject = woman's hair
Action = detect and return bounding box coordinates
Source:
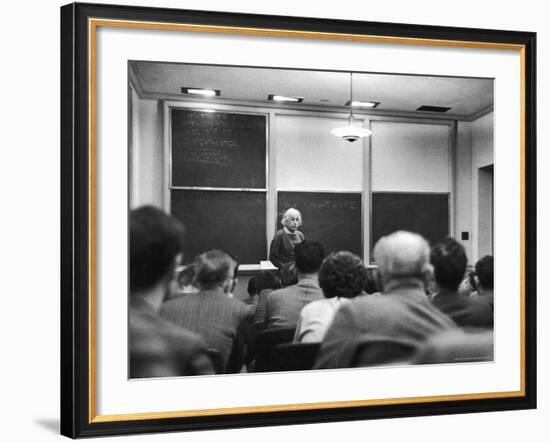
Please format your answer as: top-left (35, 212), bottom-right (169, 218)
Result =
top-left (319, 251), bottom-right (368, 299)
top-left (280, 207), bottom-right (302, 227)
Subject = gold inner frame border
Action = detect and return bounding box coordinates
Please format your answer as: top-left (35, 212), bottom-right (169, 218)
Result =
top-left (87, 18), bottom-right (527, 423)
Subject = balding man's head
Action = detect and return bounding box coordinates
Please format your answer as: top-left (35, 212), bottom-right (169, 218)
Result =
top-left (373, 231), bottom-right (431, 289)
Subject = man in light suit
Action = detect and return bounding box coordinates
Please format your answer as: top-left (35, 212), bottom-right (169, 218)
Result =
top-left (265, 240), bottom-right (325, 329)
top-left (315, 231), bottom-right (456, 369)
top-left (160, 250), bottom-right (252, 373)
top-left (129, 206), bottom-right (213, 378)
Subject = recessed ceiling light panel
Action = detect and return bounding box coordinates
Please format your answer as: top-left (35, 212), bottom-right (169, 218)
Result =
top-left (268, 94), bottom-right (304, 103)
top-left (346, 100), bottom-right (380, 109)
top-left (181, 87), bottom-right (220, 97)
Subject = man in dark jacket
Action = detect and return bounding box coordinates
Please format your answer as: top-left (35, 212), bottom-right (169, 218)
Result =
top-left (430, 238), bottom-right (493, 329)
top-left (129, 206), bottom-right (213, 378)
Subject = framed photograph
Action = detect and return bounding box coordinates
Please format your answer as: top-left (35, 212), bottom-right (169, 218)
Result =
top-left (60, 2), bottom-right (536, 438)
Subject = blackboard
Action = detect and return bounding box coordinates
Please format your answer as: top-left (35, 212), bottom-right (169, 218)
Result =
top-left (371, 192), bottom-right (449, 251)
top-left (171, 190), bottom-right (267, 265)
top-left (171, 109), bottom-right (267, 188)
top-left (277, 192), bottom-right (362, 258)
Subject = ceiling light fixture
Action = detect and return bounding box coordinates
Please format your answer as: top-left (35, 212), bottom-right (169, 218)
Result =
top-left (181, 87), bottom-right (220, 97)
top-left (331, 73), bottom-right (372, 142)
top-left (346, 100), bottom-right (380, 109)
top-left (268, 94), bottom-right (304, 103)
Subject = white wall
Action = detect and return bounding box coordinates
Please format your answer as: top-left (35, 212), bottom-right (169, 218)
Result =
top-left (471, 111), bottom-right (495, 262)
top-left (371, 121), bottom-right (450, 192)
top-left (455, 120), bottom-right (474, 261)
top-left (130, 92), bottom-right (164, 209)
top-left (276, 115), bottom-right (364, 191)
top-left (478, 166), bottom-right (494, 257)
top-left (472, 112), bottom-right (495, 168)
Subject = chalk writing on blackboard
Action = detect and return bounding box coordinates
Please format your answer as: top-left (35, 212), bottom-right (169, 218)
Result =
top-left (171, 108), bottom-right (266, 188)
top-left (180, 150), bottom-right (232, 165)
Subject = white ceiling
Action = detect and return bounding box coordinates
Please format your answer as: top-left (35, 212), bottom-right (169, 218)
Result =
top-left (130, 61), bottom-right (493, 120)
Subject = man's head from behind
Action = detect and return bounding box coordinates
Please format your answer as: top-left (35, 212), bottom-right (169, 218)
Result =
top-left (475, 255), bottom-right (494, 291)
top-left (194, 249), bottom-right (238, 292)
top-left (373, 231), bottom-right (431, 290)
top-left (319, 251), bottom-right (368, 299)
top-left (294, 240), bottom-right (325, 275)
top-left (255, 270), bottom-right (281, 293)
top-left (430, 237), bottom-right (468, 291)
top-left (130, 206), bottom-right (184, 296)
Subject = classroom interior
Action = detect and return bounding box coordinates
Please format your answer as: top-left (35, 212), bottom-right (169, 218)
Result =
top-left (128, 61), bottom-right (494, 300)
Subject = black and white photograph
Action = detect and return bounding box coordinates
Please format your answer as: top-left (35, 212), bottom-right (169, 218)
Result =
top-left (56, 3), bottom-right (536, 437)
top-left (1, 0), bottom-right (545, 440)
top-left (128, 61), bottom-right (496, 378)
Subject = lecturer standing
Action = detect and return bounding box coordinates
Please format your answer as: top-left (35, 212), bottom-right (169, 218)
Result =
top-left (269, 208), bottom-right (305, 268)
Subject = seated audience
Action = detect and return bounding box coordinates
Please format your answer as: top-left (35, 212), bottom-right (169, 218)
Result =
top-left (430, 238), bottom-right (493, 329)
top-left (129, 206), bottom-right (213, 378)
top-left (295, 251), bottom-right (367, 343)
top-left (473, 255), bottom-right (494, 312)
top-left (265, 241), bottom-right (325, 329)
top-left (160, 249), bottom-right (252, 373)
top-left (315, 231), bottom-right (456, 369)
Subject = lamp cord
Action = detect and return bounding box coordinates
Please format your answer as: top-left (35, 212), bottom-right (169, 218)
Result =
top-left (349, 72), bottom-right (354, 124)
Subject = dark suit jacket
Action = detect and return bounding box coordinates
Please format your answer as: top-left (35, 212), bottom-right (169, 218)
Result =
top-left (129, 297), bottom-right (213, 378)
top-left (475, 290), bottom-right (494, 313)
top-left (268, 229), bottom-right (305, 268)
top-left (431, 289), bottom-right (493, 329)
top-left (266, 278), bottom-right (324, 329)
top-left (160, 288), bottom-right (252, 372)
top-left (314, 278), bottom-right (457, 369)
top-left (252, 288), bottom-right (274, 325)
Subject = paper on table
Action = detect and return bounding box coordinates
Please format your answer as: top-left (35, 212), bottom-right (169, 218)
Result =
top-left (260, 260), bottom-right (277, 270)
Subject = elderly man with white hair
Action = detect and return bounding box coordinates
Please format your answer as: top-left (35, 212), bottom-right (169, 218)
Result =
top-left (314, 231), bottom-right (457, 369)
top-left (269, 207), bottom-right (305, 268)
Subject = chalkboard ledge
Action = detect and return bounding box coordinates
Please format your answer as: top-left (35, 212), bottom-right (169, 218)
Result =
top-left (237, 264), bottom-right (378, 273)
top-left (237, 264), bottom-right (261, 275)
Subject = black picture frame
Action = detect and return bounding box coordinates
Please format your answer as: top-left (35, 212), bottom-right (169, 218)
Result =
top-left (61, 2), bottom-right (537, 438)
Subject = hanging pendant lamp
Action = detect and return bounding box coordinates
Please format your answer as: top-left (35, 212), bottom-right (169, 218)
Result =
top-left (331, 72), bottom-right (372, 142)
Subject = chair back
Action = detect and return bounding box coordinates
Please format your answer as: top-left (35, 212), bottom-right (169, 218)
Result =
top-left (252, 326), bottom-right (296, 372)
top-left (245, 321), bottom-right (267, 365)
top-left (270, 342), bottom-right (321, 372)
